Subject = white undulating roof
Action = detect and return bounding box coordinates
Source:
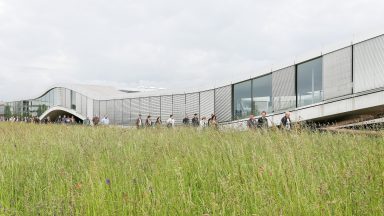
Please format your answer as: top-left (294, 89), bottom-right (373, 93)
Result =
top-left (56, 84), bottom-right (132, 100)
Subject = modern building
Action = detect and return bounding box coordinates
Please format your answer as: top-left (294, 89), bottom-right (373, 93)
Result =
top-left (2, 34), bottom-right (384, 127)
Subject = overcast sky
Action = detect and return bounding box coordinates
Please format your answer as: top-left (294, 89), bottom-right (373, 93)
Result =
top-left (0, 0), bottom-right (383, 101)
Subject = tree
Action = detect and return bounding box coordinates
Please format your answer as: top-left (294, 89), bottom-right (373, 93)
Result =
top-left (4, 105), bottom-right (12, 118)
top-left (36, 104), bottom-right (48, 117)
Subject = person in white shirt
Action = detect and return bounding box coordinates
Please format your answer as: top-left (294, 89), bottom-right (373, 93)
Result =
top-left (281, 112), bottom-right (291, 130)
top-left (136, 114), bottom-right (143, 129)
top-left (104, 116), bottom-right (110, 125)
top-left (101, 116), bottom-right (110, 125)
top-left (199, 116), bottom-right (208, 128)
top-left (166, 115), bottom-right (175, 128)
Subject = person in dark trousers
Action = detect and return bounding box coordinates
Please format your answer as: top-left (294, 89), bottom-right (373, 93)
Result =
top-left (247, 114), bottom-right (257, 129)
top-left (182, 115), bottom-right (190, 126)
top-left (281, 112), bottom-right (292, 130)
top-left (92, 116), bottom-right (100, 126)
top-left (208, 114), bottom-right (214, 126)
top-left (257, 111), bottom-right (269, 129)
top-left (145, 115), bottom-right (152, 127)
top-left (191, 113), bottom-right (199, 127)
top-left (155, 117), bottom-right (162, 128)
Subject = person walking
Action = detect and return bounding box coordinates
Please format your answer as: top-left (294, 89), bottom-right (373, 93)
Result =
top-left (136, 114), bottom-right (143, 129)
top-left (92, 116), bottom-right (100, 126)
top-left (145, 115), bottom-right (152, 128)
top-left (101, 116), bottom-right (109, 125)
top-left (83, 117), bottom-right (91, 126)
top-left (166, 115), bottom-right (175, 128)
top-left (281, 112), bottom-right (292, 130)
top-left (155, 117), bottom-right (162, 128)
top-left (199, 116), bottom-right (208, 129)
top-left (192, 113), bottom-right (199, 127)
top-left (182, 115), bottom-right (190, 126)
top-left (247, 114), bottom-right (257, 129)
top-left (71, 116), bottom-right (76, 124)
top-left (210, 114), bottom-right (218, 129)
top-left (208, 114), bottom-right (214, 126)
top-left (57, 115), bottom-right (62, 124)
top-left (257, 111), bottom-right (269, 129)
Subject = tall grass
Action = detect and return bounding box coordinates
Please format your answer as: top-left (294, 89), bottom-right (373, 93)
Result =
top-left (0, 123), bottom-right (383, 215)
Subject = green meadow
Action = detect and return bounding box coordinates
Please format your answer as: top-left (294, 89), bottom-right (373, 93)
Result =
top-left (0, 123), bottom-right (383, 215)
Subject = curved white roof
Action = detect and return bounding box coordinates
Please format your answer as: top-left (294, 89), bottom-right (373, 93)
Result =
top-left (55, 84), bottom-right (133, 100)
top-left (39, 106), bottom-right (87, 121)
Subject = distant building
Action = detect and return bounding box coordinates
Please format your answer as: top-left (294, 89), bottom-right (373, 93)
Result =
top-left (3, 34), bottom-right (384, 126)
top-left (0, 102), bottom-right (4, 117)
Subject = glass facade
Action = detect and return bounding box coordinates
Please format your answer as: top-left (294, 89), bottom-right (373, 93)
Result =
top-left (297, 57), bottom-right (323, 107)
top-left (8, 36), bottom-right (384, 124)
top-left (233, 80), bottom-right (252, 120)
top-left (0, 56), bottom-right (327, 124)
top-left (252, 74), bottom-right (272, 115)
top-left (4, 87), bottom-right (91, 119)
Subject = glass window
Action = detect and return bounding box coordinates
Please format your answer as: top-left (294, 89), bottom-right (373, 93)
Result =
top-left (297, 57), bottom-right (323, 107)
top-left (75, 92), bottom-right (82, 113)
top-left (252, 74), bottom-right (272, 115)
top-left (71, 90), bottom-right (76, 110)
top-left (122, 99), bottom-right (131, 125)
top-left (233, 80), bottom-right (251, 120)
top-left (81, 95), bottom-right (87, 116)
top-left (65, 89), bottom-right (71, 109)
top-left (49, 89), bottom-right (54, 107)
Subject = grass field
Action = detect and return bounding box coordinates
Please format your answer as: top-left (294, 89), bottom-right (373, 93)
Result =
top-left (0, 123), bottom-right (383, 215)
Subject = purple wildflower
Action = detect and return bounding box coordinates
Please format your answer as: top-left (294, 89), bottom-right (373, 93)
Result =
top-left (106, 178), bottom-right (111, 186)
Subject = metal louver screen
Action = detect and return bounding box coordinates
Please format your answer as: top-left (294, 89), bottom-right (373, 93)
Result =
top-left (186, 93), bottom-right (199, 117)
top-left (323, 46), bottom-right (352, 100)
top-left (114, 100), bottom-right (123, 125)
top-left (149, 97), bottom-right (161, 119)
top-left (215, 85), bottom-right (232, 122)
top-left (173, 94), bottom-right (186, 125)
top-left (65, 89), bottom-right (71, 109)
top-left (87, 98), bottom-right (93, 118)
top-left (107, 100), bottom-right (115, 124)
top-left (130, 98), bottom-right (140, 125)
top-left (200, 90), bottom-right (214, 119)
top-left (122, 99), bottom-right (131, 125)
top-left (161, 95), bottom-right (172, 123)
top-left (353, 35), bottom-right (384, 93)
top-left (58, 87), bottom-right (65, 107)
top-left (99, 101), bottom-right (107, 117)
top-left (140, 98), bottom-right (150, 116)
top-left (81, 95), bottom-right (87, 117)
top-left (93, 100), bottom-right (100, 117)
top-left (272, 66), bottom-right (296, 112)
top-left (75, 93), bottom-right (82, 114)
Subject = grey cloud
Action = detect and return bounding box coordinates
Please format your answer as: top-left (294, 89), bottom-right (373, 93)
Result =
top-left (0, 0), bottom-right (384, 101)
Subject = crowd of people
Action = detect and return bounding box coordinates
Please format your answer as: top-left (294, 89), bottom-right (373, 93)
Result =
top-left (1, 116), bottom-right (45, 124)
top-left (1, 111), bottom-right (293, 130)
top-left (0, 115), bottom-right (83, 125)
top-left (246, 111), bottom-right (292, 130)
top-left (133, 113), bottom-right (219, 129)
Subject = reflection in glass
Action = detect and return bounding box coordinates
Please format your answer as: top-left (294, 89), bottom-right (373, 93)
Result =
top-left (297, 58), bottom-right (323, 107)
top-left (252, 74), bottom-right (272, 115)
top-left (233, 80), bottom-right (251, 120)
